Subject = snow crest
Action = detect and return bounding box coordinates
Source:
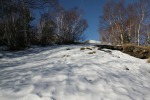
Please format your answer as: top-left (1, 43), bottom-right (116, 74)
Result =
top-left (84, 40), bottom-right (101, 44)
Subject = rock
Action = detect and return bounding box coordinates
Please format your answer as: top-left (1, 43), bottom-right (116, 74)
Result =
top-left (125, 68), bottom-right (129, 70)
top-left (66, 48), bottom-right (71, 50)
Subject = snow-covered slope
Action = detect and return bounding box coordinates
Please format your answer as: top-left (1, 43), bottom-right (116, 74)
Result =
top-left (0, 45), bottom-right (150, 100)
top-left (84, 40), bottom-right (101, 44)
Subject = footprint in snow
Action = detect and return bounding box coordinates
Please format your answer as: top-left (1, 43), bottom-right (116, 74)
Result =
top-left (62, 55), bottom-right (70, 58)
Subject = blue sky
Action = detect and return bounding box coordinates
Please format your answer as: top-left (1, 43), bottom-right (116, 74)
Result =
top-left (33, 0), bottom-right (132, 41)
top-left (59, 0), bottom-right (106, 41)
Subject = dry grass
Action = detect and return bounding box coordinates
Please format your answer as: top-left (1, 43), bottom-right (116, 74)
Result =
top-left (92, 46), bottom-right (97, 49)
top-left (122, 44), bottom-right (150, 59)
top-left (80, 47), bottom-right (93, 50)
top-left (123, 44), bottom-right (150, 51)
top-left (88, 51), bottom-right (96, 54)
top-left (86, 47), bottom-right (92, 50)
top-left (80, 47), bottom-right (85, 50)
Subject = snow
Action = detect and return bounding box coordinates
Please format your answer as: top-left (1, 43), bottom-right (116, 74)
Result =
top-left (84, 40), bottom-right (101, 44)
top-left (0, 44), bottom-right (150, 100)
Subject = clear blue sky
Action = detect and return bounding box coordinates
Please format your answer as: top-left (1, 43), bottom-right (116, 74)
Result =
top-left (59, 0), bottom-right (133, 41)
top-left (33, 0), bottom-right (132, 41)
top-left (59, 0), bottom-right (106, 41)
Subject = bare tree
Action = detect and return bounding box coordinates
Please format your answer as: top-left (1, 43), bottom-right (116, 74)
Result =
top-left (100, 0), bottom-right (127, 45)
top-left (99, 0), bottom-right (150, 46)
top-left (52, 7), bottom-right (88, 44)
top-left (135, 0), bottom-right (149, 46)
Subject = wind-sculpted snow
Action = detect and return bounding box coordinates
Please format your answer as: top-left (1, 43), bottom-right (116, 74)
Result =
top-left (0, 45), bottom-right (150, 100)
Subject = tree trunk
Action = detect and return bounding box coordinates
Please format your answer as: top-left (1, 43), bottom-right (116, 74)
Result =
top-left (137, 24), bottom-right (141, 46)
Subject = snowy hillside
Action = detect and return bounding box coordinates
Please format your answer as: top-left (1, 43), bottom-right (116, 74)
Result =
top-left (84, 40), bottom-right (101, 44)
top-left (0, 44), bottom-right (150, 100)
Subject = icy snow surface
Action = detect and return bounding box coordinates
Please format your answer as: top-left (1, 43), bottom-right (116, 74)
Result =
top-left (84, 40), bottom-right (101, 44)
top-left (0, 44), bottom-right (150, 100)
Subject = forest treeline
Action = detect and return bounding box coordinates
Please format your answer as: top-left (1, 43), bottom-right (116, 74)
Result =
top-left (99, 0), bottom-right (150, 46)
top-left (0, 0), bottom-right (88, 50)
top-left (1, 0), bottom-right (150, 51)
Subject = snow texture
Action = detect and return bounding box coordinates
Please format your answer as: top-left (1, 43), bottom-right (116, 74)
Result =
top-left (84, 40), bottom-right (101, 44)
top-left (0, 44), bottom-right (150, 100)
